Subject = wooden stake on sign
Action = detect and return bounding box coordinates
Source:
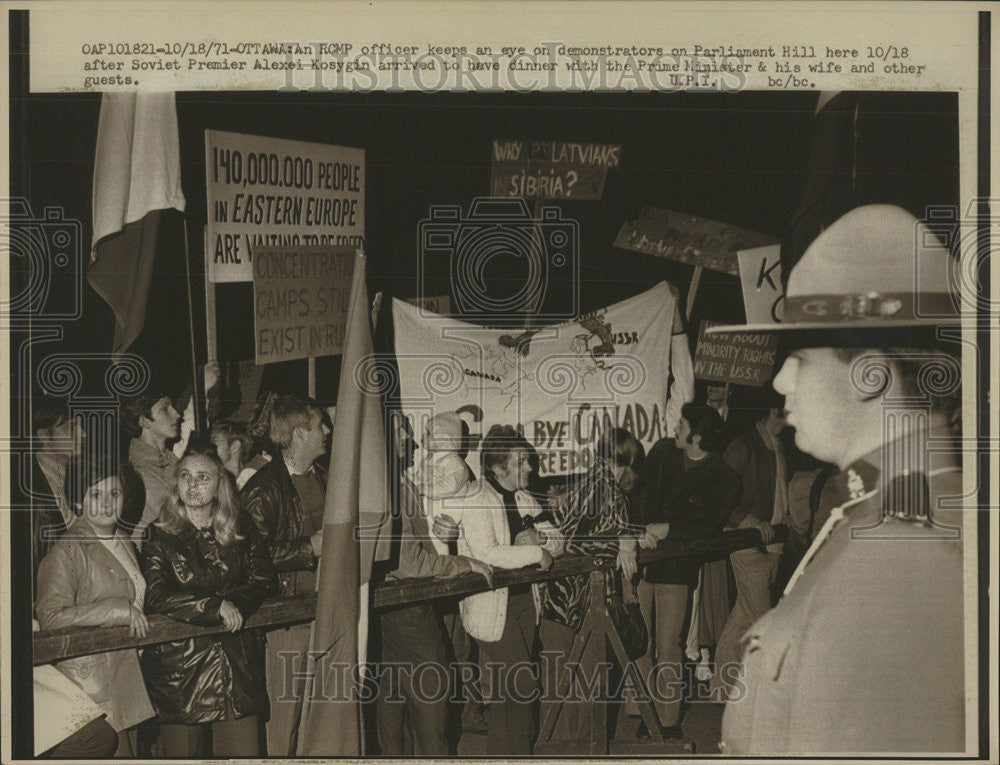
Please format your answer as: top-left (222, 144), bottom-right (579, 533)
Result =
top-left (308, 357), bottom-right (316, 399)
top-left (183, 219), bottom-right (203, 433)
top-left (686, 264), bottom-right (703, 321)
top-left (204, 225), bottom-right (218, 365)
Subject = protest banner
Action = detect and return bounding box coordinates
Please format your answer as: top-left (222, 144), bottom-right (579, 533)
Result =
top-left (613, 206), bottom-right (778, 276)
top-left (206, 131), bottom-right (365, 283)
top-left (693, 320), bottom-right (778, 387)
top-left (490, 139), bottom-right (621, 200)
top-left (406, 294), bottom-right (452, 316)
top-left (738, 244), bottom-right (785, 324)
top-left (393, 282), bottom-right (683, 476)
top-left (252, 245), bottom-right (355, 365)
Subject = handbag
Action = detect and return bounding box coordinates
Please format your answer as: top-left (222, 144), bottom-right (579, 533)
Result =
top-left (607, 574), bottom-right (648, 662)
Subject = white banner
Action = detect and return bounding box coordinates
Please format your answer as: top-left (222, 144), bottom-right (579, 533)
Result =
top-left (206, 130), bottom-right (365, 282)
top-left (393, 282), bottom-right (682, 476)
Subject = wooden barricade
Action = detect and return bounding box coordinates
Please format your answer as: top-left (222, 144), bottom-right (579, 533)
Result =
top-left (32, 526), bottom-right (785, 754)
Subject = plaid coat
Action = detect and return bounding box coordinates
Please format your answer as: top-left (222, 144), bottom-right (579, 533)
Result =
top-left (539, 459), bottom-right (631, 632)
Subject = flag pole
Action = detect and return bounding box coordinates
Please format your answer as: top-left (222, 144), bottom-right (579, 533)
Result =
top-left (182, 218), bottom-right (203, 433)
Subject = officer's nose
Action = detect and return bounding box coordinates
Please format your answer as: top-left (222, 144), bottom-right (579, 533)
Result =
top-left (773, 357), bottom-right (796, 396)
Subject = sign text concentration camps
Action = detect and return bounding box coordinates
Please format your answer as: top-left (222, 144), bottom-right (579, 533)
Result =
top-left (252, 245), bottom-right (356, 364)
top-left (206, 130), bottom-right (365, 282)
top-left (491, 139), bottom-right (621, 200)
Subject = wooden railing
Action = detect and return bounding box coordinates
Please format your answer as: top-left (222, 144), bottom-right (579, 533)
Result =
top-left (33, 526), bottom-right (781, 666)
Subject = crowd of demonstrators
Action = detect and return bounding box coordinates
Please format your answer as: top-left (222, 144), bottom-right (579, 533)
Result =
top-left (29, 371), bottom-right (285, 757)
top-left (28, 374), bottom-right (896, 759)
top-left (624, 403), bottom-right (740, 738)
top-left (27, 205), bottom-right (964, 759)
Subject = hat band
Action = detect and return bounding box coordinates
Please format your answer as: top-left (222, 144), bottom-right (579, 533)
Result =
top-left (784, 292), bottom-right (957, 323)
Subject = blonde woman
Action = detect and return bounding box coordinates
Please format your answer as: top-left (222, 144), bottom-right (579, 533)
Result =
top-left (140, 447), bottom-right (277, 757)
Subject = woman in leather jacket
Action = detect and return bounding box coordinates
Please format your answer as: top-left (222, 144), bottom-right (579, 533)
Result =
top-left (35, 454), bottom-right (155, 756)
top-left (140, 447), bottom-right (277, 757)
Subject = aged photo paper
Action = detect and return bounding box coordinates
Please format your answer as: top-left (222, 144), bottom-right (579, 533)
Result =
top-left (2, 2), bottom-right (997, 762)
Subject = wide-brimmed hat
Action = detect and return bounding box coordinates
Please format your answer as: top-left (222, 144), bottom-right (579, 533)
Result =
top-left (709, 205), bottom-right (960, 334)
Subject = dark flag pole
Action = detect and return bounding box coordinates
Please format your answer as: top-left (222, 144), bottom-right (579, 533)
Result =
top-left (182, 218), bottom-right (204, 433)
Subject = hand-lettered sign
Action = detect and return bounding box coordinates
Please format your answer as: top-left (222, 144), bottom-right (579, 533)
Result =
top-left (207, 131), bottom-right (364, 283)
top-left (614, 206), bottom-right (778, 276)
top-left (252, 245), bottom-right (356, 364)
top-left (693, 320), bottom-right (778, 387)
top-left (490, 139), bottom-right (621, 200)
top-left (737, 244), bottom-right (785, 323)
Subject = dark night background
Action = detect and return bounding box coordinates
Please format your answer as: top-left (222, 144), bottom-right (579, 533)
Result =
top-left (13, 90), bottom-right (959, 407)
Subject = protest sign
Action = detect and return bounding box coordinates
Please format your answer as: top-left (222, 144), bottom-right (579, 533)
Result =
top-left (393, 282), bottom-right (682, 477)
top-left (693, 320), bottom-right (778, 387)
top-left (252, 245), bottom-right (355, 365)
top-left (614, 206), bottom-right (778, 275)
top-left (206, 131), bottom-right (364, 282)
top-left (737, 244), bottom-right (785, 323)
top-left (490, 139), bottom-right (621, 200)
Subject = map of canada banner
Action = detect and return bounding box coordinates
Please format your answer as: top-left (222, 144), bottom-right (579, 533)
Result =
top-left (392, 282), bottom-right (677, 477)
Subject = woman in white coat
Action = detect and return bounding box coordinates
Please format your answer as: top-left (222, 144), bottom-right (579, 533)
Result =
top-left (35, 454), bottom-right (155, 757)
top-left (436, 424), bottom-right (561, 755)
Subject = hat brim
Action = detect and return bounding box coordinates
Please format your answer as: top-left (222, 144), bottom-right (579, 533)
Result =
top-left (707, 317), bottom-right (960, 334)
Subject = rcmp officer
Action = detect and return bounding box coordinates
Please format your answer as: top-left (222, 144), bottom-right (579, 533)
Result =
top-left (713, 205), bottom-right (967, 754)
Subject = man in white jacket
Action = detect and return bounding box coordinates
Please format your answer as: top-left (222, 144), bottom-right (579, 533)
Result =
top-left (437, 424), bottom-right (559, 755)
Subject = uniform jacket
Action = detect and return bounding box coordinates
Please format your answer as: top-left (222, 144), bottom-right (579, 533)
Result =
top-left (35, 522), bottom-right (155, 731)
top-left (720, 447), bottom-right (966, 754)
top-left (635, 438), bottom-right (741, 585)
top-left (139, 515), bottom-right (277, 724)
top-left (241, 456), bottom-right (328, 595)
top-left (441, 479), bottom-right (558, 642)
